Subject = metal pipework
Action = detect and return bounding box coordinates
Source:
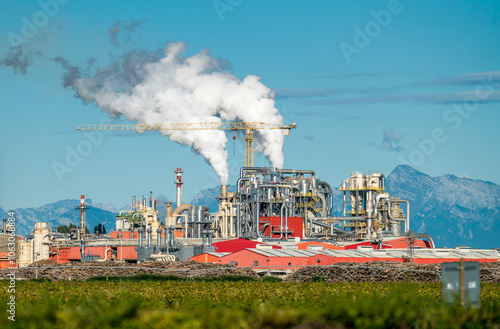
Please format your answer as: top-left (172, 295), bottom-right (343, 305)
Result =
top-left (156, 228), bottom-right (162, 246)
top-left (399, 199), bottom-right (410, 233)
top-left (147, 225), bottom-right (152, 246)
top-left (310, 218), bottom-right (356, 236)
top-left (237, 178), bottom-right (251, 192)
top-left (239, 167), bottom-right (270, 178)
top-left (413, 233), bottom-right (435, 248)
top-left (168, 226), bottom-right (175, 247)
top-left (386, 198), bottom-right (410, 233)
top-left (80, 240), bottom-right (85, 258)
top-left (319, 181), bottom-right (333, 215)
top-left (162, 225), bottom-right (167, 247)
top-left (138, 227), bottom-right (144, 247)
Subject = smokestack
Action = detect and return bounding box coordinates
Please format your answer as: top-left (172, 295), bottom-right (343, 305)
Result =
top-left (221, 185), bottom-right (228, 198)
top-left (80, 195), bottom-right (85, 238)
top-left (175, 168), bottom-right (183, 207)
top-left (74, 195), bottom-right (89, 240)
top-left (149, 191), bottom-right (153, 208)
top-left (132, 195), bottom-right (136, 211)
top-left (165, 202), bottom-right (172, 227)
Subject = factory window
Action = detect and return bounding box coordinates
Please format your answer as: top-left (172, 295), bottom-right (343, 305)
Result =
top-left (230, 261), bottom-right (235, 265)
top-left (253, 261), bottom-right (259, 266)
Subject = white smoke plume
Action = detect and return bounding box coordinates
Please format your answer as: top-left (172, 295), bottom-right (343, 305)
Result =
top-left (56, 42), bottom-right (285, 184)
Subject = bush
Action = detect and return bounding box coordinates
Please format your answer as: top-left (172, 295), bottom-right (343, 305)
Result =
top-left (261, 276), bottom-right (283, 283)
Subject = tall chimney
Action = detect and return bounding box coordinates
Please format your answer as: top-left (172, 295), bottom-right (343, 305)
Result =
top-left (221, 185), bottom-right (228, 197)
top-left (175, 168), bottom-right (183, 207)
top-left (165, 202), bottom-right (172, 227)
top-left (74, 195), bottom-right (89, 240)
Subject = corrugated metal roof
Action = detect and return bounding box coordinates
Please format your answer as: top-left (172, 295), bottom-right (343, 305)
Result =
top-left (206, 252), bottom-right (229, 258)
top-left (321, 248), bottom-right (500, 260)
top-left (248, 248), bottom-right (325, 258)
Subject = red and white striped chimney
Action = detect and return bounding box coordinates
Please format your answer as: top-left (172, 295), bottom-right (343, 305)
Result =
top-left (174, 168), bottom-right (183, 207)
top-left (80, 195), bottom-right (86, 239)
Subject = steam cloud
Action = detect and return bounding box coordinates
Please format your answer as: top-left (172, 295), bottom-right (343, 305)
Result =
top-left (55, 42), bottom-right (285, 184)
top-left (1, 46), bottom-right (40, 74)
top-left (108, 19), bottom-right (147, 47)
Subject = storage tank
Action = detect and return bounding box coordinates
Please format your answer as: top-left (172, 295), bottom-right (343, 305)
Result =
top-left (33, 222), bottom-right (50, 262)
top-left (18, 242), bottom-right (31, 268)
top-left (299, 180), bottom-right (310, 195)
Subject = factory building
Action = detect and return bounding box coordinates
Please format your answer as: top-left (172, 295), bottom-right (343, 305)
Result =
top-left (17, 166), bottom-right (499, 268)
top-left (219, 248), bottom-right (336, 270)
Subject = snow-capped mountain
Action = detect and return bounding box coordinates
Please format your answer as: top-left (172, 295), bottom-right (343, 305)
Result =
top-left (385, 165), bottom-right (500, 249)
top-left (191, 185), bottom-right (237, 212)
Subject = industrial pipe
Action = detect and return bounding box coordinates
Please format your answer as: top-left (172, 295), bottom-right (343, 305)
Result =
top-left (413, 233), bottom-right (436, 249)
top-left (168, 226), bottom-right (175, 247)
top-left (385, 198), bottom-right (410, 233)
top-left (147, 225), bottom-right (152, 246)
top-left (319, 181), bottom-right (333, 215)
top-left (156, 228), bottom-right (161, 246)
top-left (80, 240), bottom-right (85, 258)
top-left (399, 199), bottom-right (410, 233)
top-left (208, 230), bottom-right (212, 246)
top-left (278, 169), bottom-right (315, 176)
top-left (202, 230), bottom-right (207, 246)
top-left (256, 201), bottom-right (261, 237)
top-left (310, 217), bottom-right (358, 235)
top-left (172, 204), bottom-right (194, 218)
top-left (237, 178), bottom-right (251, 192)
top-left (138, 227), bottom-right (144, 247)
top-left (239, 167), bottom-right (270, 177)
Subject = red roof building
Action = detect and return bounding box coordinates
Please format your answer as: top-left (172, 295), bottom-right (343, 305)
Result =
top-left (190, 252), bottom-right (229, 263)
top-left (220, 248), bottom-right (335, 269)
top-left (297, 241), bottom-right (344, 250)
top-left (212, 238), bottom-right (280, 253)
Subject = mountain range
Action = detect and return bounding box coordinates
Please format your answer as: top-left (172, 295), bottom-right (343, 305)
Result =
top-left (384, 165), bottom-right (500, 249)
top-left (0, 199), bottom-right (116, 237)
top-left (1, 165), bottom-right (498, 249)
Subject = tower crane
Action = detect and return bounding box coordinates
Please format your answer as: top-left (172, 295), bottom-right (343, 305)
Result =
top-left (77, 122), bottom-right (296, 167)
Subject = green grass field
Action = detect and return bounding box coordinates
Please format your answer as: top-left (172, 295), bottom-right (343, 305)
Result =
top-left (1, 276), bottom-right (499, 328)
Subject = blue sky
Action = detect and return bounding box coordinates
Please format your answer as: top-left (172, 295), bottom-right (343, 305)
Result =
top-left (1, 0), bottom-right (499, 210)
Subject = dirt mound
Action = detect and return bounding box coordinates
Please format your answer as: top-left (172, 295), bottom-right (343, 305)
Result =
top-left (284, 261), bottom-right (500, 283)
top-left (3, 260), bottom-right (499, 282)
top-left (1, 261), bottom-right (257, 281)
top-left (29, 259), bottom-right (60, 267)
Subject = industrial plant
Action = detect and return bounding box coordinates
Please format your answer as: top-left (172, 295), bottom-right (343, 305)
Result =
top-left (3, 164), bottom-right (498, 272)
